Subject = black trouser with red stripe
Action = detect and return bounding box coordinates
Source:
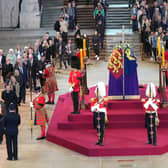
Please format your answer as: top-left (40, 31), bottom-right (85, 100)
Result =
top-left (146, 113), bottom-right (156, 145)
top-left (71, 91), bottom-right (79, 113)
top-left (93, 112), bottom-right (105, 143)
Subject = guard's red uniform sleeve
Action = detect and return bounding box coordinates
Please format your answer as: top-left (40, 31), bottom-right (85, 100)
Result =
top-left (68, 71), bottom-right (73, 84)
top-left (76, 52), bottom-right (80, 59)
top-left (91, 98), bottom-right (97, 107)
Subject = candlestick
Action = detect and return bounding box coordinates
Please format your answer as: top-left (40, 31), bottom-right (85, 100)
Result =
top-left (83, 39), bottom-right (86, 57)
top-left (158, 37), bottom-right (161, 57)
top-left (162, 46), bottom-right (165, 67)
top-left (80, 49), bottom-right (84, 69)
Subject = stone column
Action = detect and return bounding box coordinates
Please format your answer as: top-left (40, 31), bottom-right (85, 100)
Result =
top-left (0, 0), bottom-right (2, 27)
top-left (20, 0), bottom-right (41, 29)
top-left (0, 0), bottom-right (20, 28)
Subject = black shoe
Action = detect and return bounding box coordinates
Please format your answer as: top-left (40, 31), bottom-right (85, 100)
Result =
top-left (46, 101), bottom-right (51, 104)
top-left (153, 143), bottom-right (157, 146)
top-left (146, 141), bottom-right (152, 144)
top-left (71, 111), bottom-right (80, 114)
top-left (7, 158), bottom-right (12, 160)
top-left (14, 158), bottom-right (18, 160)
top-left (95, 142), bottom-right (100, 145)
top-left (99, 142), bottom-right (104, 146)
top-left (51, 102), bottom-right (55, 104)
top-left (36, 136), bottom-right (46, 140)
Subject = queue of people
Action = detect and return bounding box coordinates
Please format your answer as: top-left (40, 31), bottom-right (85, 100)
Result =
top-left (131, 0), bottom-right (168, 61)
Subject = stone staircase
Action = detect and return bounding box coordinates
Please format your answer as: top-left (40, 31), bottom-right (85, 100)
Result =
top-left (40, 0), bottom-right (63, 28)
top-left (75, 5), bottom-right (95, 29)
top-left (106, 0), bottom-right (131, 29)
top-left (41, 0), bottom-right (95, 29)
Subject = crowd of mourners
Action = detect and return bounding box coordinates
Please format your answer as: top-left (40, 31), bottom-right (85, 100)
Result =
top-left (54, 0), bottom-right (108, 61)
top-left (131, 0), bottom-right (168, 61)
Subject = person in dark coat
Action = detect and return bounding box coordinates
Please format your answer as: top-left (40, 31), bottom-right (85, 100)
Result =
top-left (46, 40), bottom-right (55, 63)
top-left (54, 18), bottom-right (61, 32)
top-left (4, 103), bottom-right (20, 160)
top-left (38, 55), bottom-right (46, 87)
top-left (57, 37), bottom-right (67, 69)
top-left (0, 113), bottom-right (4, 144)
top-left (15, 58), bottom-right (28, 104)
top-left (2, 58), bottom-right (13, 83)
top-left (92, 30), bottom-right (100, 60)
top-left (1, 85), bottom-right (18, 113)
top-left (27, 51), bottom-right (39, 90)
top-left (96, 20), bottom-right (104, 49)
top-left (0, 100), bottom-right (6, 144)
top-left (0, 49), bottom-right (6, 82)
top-left (74, 25), bottom-right (82, 49)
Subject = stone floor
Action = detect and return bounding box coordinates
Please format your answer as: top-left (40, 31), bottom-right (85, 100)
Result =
top-left (1, 59), bottom-right (167, 168)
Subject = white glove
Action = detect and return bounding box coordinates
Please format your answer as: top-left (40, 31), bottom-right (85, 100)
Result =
top-left (39, 70), bottom-right (43, 74)
top-left (30, 102), bottom-right (34, 108)
top-left (91, 106), bottom-right (97, 112)
top-left (69, 87), bottom-right (73, 92)
top-left (91, 104), bottom-right (99, 112)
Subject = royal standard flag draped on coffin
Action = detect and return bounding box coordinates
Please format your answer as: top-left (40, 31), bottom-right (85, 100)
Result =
top-left (108, 44), bottom-right (139, 99)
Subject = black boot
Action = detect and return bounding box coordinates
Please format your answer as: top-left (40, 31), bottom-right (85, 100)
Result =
top-left (95, 141), bottom-right (100, 145)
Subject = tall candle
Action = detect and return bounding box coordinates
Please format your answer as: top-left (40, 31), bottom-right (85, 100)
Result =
top-left (80, 49), bottom-right (84, 69)
top-left (83, 39), bottom-right (86, 57)
top-left (162, 46), bottom-right (165, 67)
top-left (158, 37), bottom-right (161, 56)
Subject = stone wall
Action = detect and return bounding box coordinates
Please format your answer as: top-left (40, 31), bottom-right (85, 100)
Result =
top-left (20, 0), bottom-right (41, 29)
top-left (0, 0), bottom-right (20, 28)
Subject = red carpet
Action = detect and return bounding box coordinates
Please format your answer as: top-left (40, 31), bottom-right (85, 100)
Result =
top-left (46, 86), bottom-right (168, 156)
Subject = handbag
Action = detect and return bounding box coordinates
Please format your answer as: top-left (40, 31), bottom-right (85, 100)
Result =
top-left (132, 16), bottom-right (136, 20)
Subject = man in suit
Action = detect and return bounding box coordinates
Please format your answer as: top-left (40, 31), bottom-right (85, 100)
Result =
top-left (15, 57), bottom-right (28, 104)
top-left (4, 103), bottom-right (21, 160)
top-left (92, 30), bottom-right (100, 60)
top-left (57, 37), bottom-right (67, 69)
top-left (28, 49), bottom-right (39, 90)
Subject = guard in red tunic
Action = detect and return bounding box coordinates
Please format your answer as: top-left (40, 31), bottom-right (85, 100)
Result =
top-left (142, 83), bottom-right (160, 146)
top-left (43, 64), bottom-right (58, 104)
top-left (68, 56), bottom-right (82, 114)
top-left (91, 82), bottom-right (108, 146)
top-left (33, 90), bottom-right (49, 140)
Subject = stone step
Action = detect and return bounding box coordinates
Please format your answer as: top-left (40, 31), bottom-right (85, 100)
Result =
top-left (108, 0), bottom-right (128, 4)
